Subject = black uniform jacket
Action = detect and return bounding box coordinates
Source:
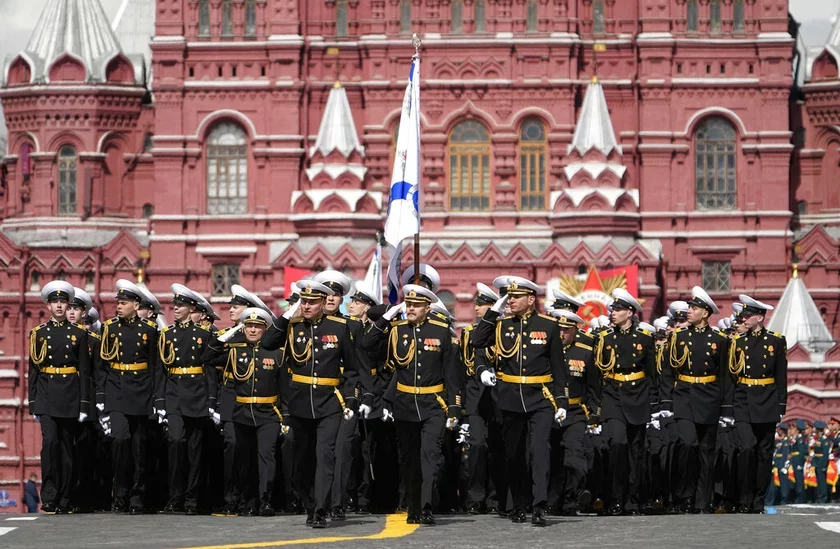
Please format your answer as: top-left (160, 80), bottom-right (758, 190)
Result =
top-left (96, 315), bottom-right (158, 416)
top-left (597, 322), bottom-right (658, 425)
top-left (727, 327), bottom-right (787, 423)
top-left (29, 319), bottom-right (91, 418)
top-left (154, 320), bottom-right (218, 418)
top-left (660, 324), bottom-right (732, 425)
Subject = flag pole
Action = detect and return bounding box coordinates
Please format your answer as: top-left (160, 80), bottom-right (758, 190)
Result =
top-left (412, 33), bottom-right (422, 285)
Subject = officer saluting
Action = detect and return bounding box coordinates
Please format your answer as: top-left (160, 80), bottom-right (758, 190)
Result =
top-left (156, 284), bottom-right (218, 515)
top-left (597, 288), bottom-right (657, 516)
top-left (97, 279), bottom-right (159, 514)
top-left (29, 281), bottom-right (91, 514)
top-left (660, 287), bottom-right (731, 514)
top-left (471, 276), bottom-right (568, 527)
top-left (727, 294), bottom-right (786, 513)
top-left (377, 284), bottom-right (463, 526)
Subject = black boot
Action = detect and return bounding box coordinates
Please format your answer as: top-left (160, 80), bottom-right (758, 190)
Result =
top-left (531, 507), bottom-right (547, 527)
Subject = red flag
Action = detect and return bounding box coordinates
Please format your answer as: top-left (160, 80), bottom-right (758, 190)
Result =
top-left (828, 460), bottom-right (838, 487)
top-left (787, 466), bottom-right (796, 484)
top-left (805, 464), bottom-right (818, 488)
top-left (283, 266), bottom-right (312, 298)
top-left (773, 467), bottom-right (780, 487)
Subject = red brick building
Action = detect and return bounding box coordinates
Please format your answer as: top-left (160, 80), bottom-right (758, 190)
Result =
top-left (0, 0), bottom-right (837, 507)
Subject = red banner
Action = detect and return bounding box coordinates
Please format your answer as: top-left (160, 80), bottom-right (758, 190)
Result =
top-left (283, 266), bottom-right (312, 298)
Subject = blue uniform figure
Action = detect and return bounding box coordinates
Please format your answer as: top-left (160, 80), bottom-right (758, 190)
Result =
top-left (766, 423), bottom-right (789, 506)
top-left (813, 420), bottom-right (830, 503)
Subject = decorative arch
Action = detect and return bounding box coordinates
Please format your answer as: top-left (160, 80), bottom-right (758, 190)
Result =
top-left (812, 50), bottom-right (840, 80)
top-left (47, 53), bottom-right (87, 83)
top-left (195, 110), bottom-right (257, 141)
top-left (440, 100), bottom-right (497, 134)
top-left (5, 55), bottom-right (32, 85)
top-left (510, 107), bottom-right (557, 130)
top-left (684, 107), bottom-right (747, 137)
top-left (47, 132), bottom-right (85, 154)
top-left (106, 54), bottom-right (136, 84)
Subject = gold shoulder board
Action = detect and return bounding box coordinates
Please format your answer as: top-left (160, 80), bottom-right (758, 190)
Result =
top-left (327, 315), bottom-right (347, 324)
top-left (428, 319), bottom-right (449, 328)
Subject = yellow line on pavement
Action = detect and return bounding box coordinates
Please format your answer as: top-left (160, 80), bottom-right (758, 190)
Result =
top-left (177, 514), bottom-right (419, 549)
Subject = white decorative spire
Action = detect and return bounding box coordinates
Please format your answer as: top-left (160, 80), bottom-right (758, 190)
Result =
top-left (112, 0), bottom-right (155, 87)
top-left (767, 269), bottom-right (835, 355)
top-left (309, 82), bottom-right (365, 159)
top-left (568, 78), bottom-right (621, 157)
top-left (7, 0), bottom-right (142, 85)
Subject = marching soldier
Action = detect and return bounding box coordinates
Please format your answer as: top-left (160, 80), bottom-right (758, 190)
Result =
top-left (273, 280), bottom-right (373, 528)
top-left (813, 420), bottom-right (830, 503)
top-left (374, 284), bottom-right (463, 525)
top-left (727, 294), bottom-right (787, 513)
top-left (596, 288), bottom-right (658, 516)
top-left (765, 423), bottom-right (789, 506)
top-left (549, 310), bottom-right (601, 515)
top-left (156, 284), bottom-right (218, 515)
top-left (463, 283), bottom-right (507, 516)
top-left (97, 279), bottom-right (159, 514)
top-left (471, 276), bottom-right (568, 526)
top-left (205, 308), bottom-right (284, 516)
top-left (660, 287), bottom-right (731, 514)
top-left (29, 281), bottom-right (90, 514)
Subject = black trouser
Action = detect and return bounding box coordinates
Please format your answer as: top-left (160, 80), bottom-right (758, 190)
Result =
top-left (357, 420), bottom-right (399, 513)
top-left (331, 412), bottom-right (359, 510)
top-left (466, 411), bottom-right (506, 510)
top-left (289, 414), bottom-right (341, 515)
top-left (714, 427), bottom-right (738, 508)
top-left (167, 415), bottom-right (205, 509)
top-left (584, 430), bottom-right (608, 506)
top-left (664, 418), bottom-right (680, 506)
top-left (548, 421), bottom-right (587, 512)
top-left (110, 412), bottom-right (149, 509)
top-left (818, 467), bottom-right (829, 503)
top-left (675, 419), bottom-right (717, 510)
top-left (72, 421), bottom-right (98, 509)
top-left (222, 422), bottom-right (239, 505)
top-left (735, 421), bottom-right (776, 509)
top-left (39, 415), bottom-right (77, 508)
top-left (395, 414), bottom-right (445, 515)
top-left (605, 418), bottom-right (646, 511)
top-left (501, 408), bottom-right (553, 511)
top-left (234, 421), bottom-right (281, 510)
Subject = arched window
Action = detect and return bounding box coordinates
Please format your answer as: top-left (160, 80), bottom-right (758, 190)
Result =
top-left (221, 0), bottom-right (233, 37)
top-left (452, 0), bottom-right (463, 33)
top-left (695, 117), bottom-right (737, 211)
top-left (593, 0), bottom-right (605, 34)
top-left (58, 145), bottom-right (77, 215)
top-left (687, 0), bottom-right (698, 32)
top-left (526, 0), bottom-right (538, 32)
top-left (198, 0), bottom-right (210, 36)
top-left (710, 0), bottom-right (722, 33)
top-left (336, 0), bottom-right (348, 36)
top-left (245, 0), bottom-right (257, 37)
top-left (400, 0), bottom-right (411, 33)
top-left (207, 123), bottom-right (248, 214)
top-left (475, 0), bottom-right (486, 32)
top-left (448, 121), bottom-right (491, 211)
top-left (518, 119), bottom-right (547, 211)
top-left (733, 0), bottom-right (745, 32)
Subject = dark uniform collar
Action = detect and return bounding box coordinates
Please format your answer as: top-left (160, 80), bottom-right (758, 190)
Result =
top-left (176, 320), bottom-right (193, 329)
top-left (50, 317), bottom-right (67, 326)
top-left (749, 326), bottom-right (765, 337)
top-left (514, 309), bottom-right (534, 321)
top-left (618, 322), bottom-right (634, 334)
top-left (691, 323), bottom-right (709, 333)
top-left (410, 317), bottom-right (429, 328)
top-left (305, 314), bottom-right (325, 326)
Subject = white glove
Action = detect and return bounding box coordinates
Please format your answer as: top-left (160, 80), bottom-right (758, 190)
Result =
top-left (456, 424), bottom-right (470, 444)
top-left (720, 416), bottom-right (735, 428)
top-left (659, 410), bottom-right (673, 419)
top-left (218, 323), bottom-right (244, 343)
top-left (381, 408), bottom-right (394, 422)
top-left (343, 408), bottom-right (355, 421)
top-left (446, 417), bottom-right (459, 430)
top-left (282, 301), bottom-right (301, 320)
top-left (554, 408), bottom-right (567, 424)
top-left (78, 412), bottom-right (88, 423)
top-left (480, 370), bottom-right (497, 387)
top-left (383, 303), bottom-right (406, 321)
top-left (209, 408), bottom-right (221, 425)
top-left (649, 419), bottom-right (661, 430)
top-left (490, 294), bottom-right (510, 314)
top-left (32, 415), bottom-right (40, 424)
top-left (358, 404), bottom-right (371, 419)
top-left (96, 403), bottom-right (105, 412)
top-left (99, 415), bottom-right (111, 435)
top-left (280, 424), bottom-right (291, 436)
top-left (587, 424), bottom-right (602, 435)
top-left (156, 408), bottom-right (168, 425)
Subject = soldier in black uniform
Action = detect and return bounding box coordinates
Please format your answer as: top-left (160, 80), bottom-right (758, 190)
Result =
top-left (660, 287), bottom-right (731, 514)
top-left (268, 280), bottom-right (373, 528)
top-left (370, 284), bottom-right (463, 525)
top-left (726, 294), bottom-right (787, 513)
top-left (29, 281), bottom-right (91, 514)
top-left (471, 276), bottom-right (568, 526)
top-left (549, 310), bottom-right (601, 515)
top-left (96, 279), bottom-right (159, 514)
top-left (65, 287), bottom-right (99, 514)
top-left (204, 308), bottom-right (284, 516)
top-left (156, 284), bottom-right (218, 515)
top-left (314, 270), bottom-right (370, 520)
top-left (597, 288), bottom-right (658, 516)
top-left (463, 283), bottom-right (507, 516)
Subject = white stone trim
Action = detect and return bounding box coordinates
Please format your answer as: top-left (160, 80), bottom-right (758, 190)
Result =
top-left (290, 189), bottom-right (383, 212)
top-left (684, 106), bottom-right (748, 135)
top-left (640, 229), bottom-right (791, 238)
top-left (194, 109), bottom-right (258, 139)
top-left (672, 77), bottom-right (761, 85)
top-left (195, 246), bottom-right (257, 255)
top-left (148, 232), bottom-right (298, 242)
top-left (787, 384), bottom-right (840, 398)
top-left (184, 80), bottom-right (271, 88)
